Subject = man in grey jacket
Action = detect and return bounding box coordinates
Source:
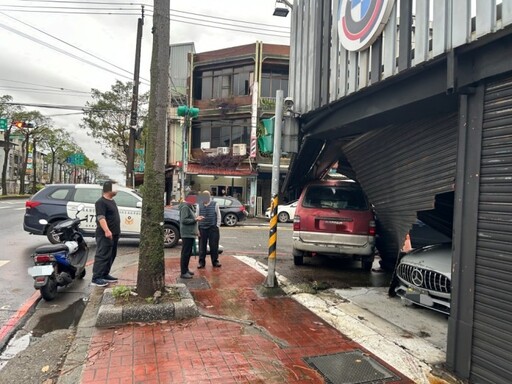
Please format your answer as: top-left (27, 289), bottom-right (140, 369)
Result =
top-left (179, 199), bottom-right (204, 279)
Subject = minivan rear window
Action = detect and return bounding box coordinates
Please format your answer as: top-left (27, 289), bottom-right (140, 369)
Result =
top-left (303, 185), bottom-right (368, 210)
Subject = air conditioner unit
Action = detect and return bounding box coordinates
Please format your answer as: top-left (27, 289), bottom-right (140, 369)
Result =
top-left (232, 143), bottom-right (247, 156)
top-left (200, 142), bottom-right (211, 149)
top-left (217, 147), bottom-right (230, 155)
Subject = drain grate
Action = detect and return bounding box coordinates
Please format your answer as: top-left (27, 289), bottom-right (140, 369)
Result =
top-left (304, 350), bottom-right (400, 384)
top-left (177, 276), bottom-right (211, 290)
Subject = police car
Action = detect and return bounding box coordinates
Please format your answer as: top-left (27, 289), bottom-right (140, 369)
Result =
top-left (23, 184), bottom-right (181, 247)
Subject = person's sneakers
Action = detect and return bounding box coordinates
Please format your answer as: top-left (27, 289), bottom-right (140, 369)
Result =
top-left (180, 272), bottom-right (193, 279)
top-left (91, 278), bottom-right (109, 287)
top-left (103, 275), bottom-right (118, 282)
top-left (186, 270), bottom-right (195, 275)
top-left (213, 261), bottom-right (222, 268)
top-left (197, 263), bottom-right (205, 269)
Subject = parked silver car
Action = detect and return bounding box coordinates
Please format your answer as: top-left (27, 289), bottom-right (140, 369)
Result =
top-left (394, 243), bottom-right (452, 315)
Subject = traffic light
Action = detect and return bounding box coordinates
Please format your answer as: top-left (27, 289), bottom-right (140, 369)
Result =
top-left (258, 118), bottom-right (275, 154)
top-left (177, 105), bottom-right (200, 118)
top-left (14, 121), bottom-right (24, 129)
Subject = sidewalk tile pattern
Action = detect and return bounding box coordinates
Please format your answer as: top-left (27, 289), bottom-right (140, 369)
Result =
top-left (81, 255), bottom-right (414, 383)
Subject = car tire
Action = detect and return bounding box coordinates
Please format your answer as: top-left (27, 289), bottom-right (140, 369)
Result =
top-left (277, 212), bottom-right (289, 223)
top-left (46, 222), bottom-right (62, 244)
top-left (293, 247), bottom-right (304, 265)
top-left (40, 277), bottom-right (58, 301)
top-left (362, 256), bottom-right (375, 271)
top-left (163, 223), bottom-right (179, 248)
top-left (224, 213), bottom-right (238, 227)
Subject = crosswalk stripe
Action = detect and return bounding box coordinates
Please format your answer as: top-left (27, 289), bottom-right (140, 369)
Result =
top-left (0, 260), bottom-right (10, 268)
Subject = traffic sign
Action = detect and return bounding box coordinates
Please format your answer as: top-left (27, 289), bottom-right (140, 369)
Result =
top-left (0, 118), bottom-right (8, 131)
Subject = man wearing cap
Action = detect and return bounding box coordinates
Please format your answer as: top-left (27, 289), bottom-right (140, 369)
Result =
top-left (91, 180), bottom-right (121, 287)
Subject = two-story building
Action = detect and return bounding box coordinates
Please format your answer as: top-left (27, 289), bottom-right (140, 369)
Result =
top-left (166, 42), bottom-right (290, 214)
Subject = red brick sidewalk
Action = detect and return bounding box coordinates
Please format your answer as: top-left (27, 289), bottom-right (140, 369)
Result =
top-left (80, 255), bottom-right (413, 383)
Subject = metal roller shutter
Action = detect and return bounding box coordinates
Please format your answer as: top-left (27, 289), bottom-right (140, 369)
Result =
top-left (471, 76), bottom-right (512, 384)
top-left (343, 113), bottom-right (458, 267)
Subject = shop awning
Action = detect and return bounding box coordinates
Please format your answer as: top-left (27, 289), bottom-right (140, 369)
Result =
top-left (186, 163), bottom-right (256, 177)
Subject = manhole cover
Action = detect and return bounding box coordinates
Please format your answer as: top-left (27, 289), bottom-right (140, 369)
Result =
top-left (304, 350), bottom-right (400, 384)
top-left (177, 276), bottom-right (211, 290)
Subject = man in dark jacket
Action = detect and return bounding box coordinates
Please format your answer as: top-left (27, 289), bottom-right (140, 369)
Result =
top-left (179, 198), bottom-right (204, 279)
top-left (91, 180), bottom-right (120, 287)
top-left (198, 190), bottom-right (222, 268)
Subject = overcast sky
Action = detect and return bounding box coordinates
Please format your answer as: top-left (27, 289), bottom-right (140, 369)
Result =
top-left (0, 0), bottom-right (290, 185)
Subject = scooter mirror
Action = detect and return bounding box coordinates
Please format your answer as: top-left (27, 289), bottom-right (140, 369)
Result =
top-left (76, 204), bottom-right (85, 213)
top-left (39, 219), bottom-right (48, 225)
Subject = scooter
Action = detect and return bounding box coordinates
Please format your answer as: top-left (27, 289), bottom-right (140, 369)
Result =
top-left (28, 204), bottom-right (89, 301)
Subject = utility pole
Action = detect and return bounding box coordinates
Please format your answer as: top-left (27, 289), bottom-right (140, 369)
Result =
top-left (126, 6), bottom-right (144, 188)
top-left (264, 90), bottom-right (283, 288)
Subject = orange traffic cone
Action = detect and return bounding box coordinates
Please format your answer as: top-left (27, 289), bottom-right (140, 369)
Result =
top-left (402, 233), bottom-right (412, 253)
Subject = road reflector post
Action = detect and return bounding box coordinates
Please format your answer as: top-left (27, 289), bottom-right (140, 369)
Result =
top-left (264, 194), bottom-right (279, 287)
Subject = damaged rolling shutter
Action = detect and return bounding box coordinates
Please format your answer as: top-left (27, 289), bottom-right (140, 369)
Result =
top-left (343, 113), bottom-right (458, 268)
top-left (471, 76), bottom-right (512, 383)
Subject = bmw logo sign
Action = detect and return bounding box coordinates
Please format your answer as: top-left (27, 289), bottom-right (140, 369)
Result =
top-left (338, 0), bottom-right (395, 52)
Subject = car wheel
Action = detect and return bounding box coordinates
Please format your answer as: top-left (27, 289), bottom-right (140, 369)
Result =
top-left (362, 256), bottom-right (375, 271)
top-left (40, 277), bottom-right (58, 301)
top-left (46, 222), bottom-right (62, 244)
top-left (293, 247), bottom-right (304, 265)
top-left (224, 213), bottom-right (238, 227)
top-left (163, 223), bottom-right (179, 248)
top-left (277, 212), bottom-right (290, 223)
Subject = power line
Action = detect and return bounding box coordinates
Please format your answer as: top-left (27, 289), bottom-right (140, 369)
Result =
top-left (0, 78), bottom-right (90, 94)
top-left (0, 11), bottom-right (151, 85)
top-left (0, 21), bottom-right (151, 85)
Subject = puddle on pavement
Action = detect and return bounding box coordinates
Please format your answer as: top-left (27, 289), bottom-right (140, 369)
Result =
top-left (31, 298), bottom-right (86, 337)
top-left (0, 298), bottom-right (86, 371)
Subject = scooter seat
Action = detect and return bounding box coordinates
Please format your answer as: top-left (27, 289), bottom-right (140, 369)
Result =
top-left (34, 243), bottom-right (69, 254)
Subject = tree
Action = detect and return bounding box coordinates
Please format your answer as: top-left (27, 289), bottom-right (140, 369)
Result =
top-left (40, 128), bottom-right (70, 184)
top-left (15, 111), bottom-right (51, 194)
top-left (136, 0), bottom-right (169, 298)
top-left (0, 95), bottom-right (22, 195)
top-left (81, 80), bottom-right (149, 179)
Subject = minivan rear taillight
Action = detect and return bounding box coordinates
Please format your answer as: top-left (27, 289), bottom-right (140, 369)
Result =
top-left (293, 216), bottom-right (301, 231)
top-left (368, 220), bottom-right (376, 236)
top-left (25, 201), bottom-right (41, 209)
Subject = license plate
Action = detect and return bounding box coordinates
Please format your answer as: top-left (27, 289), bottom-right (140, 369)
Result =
top-left (405, 287), bottom-right (434, 307)
top-left (28, 265), bottom-right (54, 277)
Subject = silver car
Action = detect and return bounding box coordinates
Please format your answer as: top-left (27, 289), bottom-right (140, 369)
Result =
top-left (394, 243), bottom-right (452, 315)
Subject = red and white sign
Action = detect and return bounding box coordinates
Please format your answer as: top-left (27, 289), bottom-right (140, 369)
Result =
top-left (338, 0), bottom-right (395, 52)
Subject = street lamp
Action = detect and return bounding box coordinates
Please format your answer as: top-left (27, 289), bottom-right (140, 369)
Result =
top-left (273, 0), bottom-right (292, 17)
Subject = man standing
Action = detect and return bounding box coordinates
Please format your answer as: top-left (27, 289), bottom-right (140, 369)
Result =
top-left (179, 197), bottom-right (203, 279)
top-left (198, 190), bottom-right (222, 269)
top-left (91, 180), bottom-right (120, 287)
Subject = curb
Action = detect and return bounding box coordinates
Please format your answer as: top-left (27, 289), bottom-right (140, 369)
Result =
top-left (96, 284), bottom-right (198, 327)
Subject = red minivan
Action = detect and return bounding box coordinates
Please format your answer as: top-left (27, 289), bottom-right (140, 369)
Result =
top-left (292, 178), bottom-right (376, 270)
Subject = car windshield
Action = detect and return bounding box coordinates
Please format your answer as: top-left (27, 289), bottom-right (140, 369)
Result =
top-left (303, 185), bottom-right (368, 210)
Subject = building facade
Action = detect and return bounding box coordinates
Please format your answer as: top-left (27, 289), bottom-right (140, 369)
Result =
top-left (167, 42), bottom-right (290, 213)
top-left (284, 1), bottom-right (512, 382)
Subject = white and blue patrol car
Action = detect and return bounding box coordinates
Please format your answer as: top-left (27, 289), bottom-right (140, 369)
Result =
top-left (23, 184), bottom-right (180, 247)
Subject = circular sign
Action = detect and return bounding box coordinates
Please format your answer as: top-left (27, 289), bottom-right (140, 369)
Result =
top-left (338, 0), bottom-right (395, 52)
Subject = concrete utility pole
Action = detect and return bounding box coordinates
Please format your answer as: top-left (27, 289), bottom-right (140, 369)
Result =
top-left (264, 90), bottom-right (284, 288)
top-left (126, 6), bottom-right (144, 188)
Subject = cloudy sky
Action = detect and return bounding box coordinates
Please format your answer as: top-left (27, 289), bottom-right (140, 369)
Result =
top-left (0, 0), bottom-right (290, 184)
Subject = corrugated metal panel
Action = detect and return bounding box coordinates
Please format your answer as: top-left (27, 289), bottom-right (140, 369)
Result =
top-left (342, 114), bottom-right (458, 266)
top-left (471, 75), bottom-right (512, 384)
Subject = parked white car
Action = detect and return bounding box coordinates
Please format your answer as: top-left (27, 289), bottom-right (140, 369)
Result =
top-left (394, 243), bottom-right (452, 315)
top-left (265, 200), bottom-right (297, 223)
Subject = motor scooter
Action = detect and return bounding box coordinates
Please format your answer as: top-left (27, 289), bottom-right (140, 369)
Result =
top-left (28, 204), bottom-right (89, 301)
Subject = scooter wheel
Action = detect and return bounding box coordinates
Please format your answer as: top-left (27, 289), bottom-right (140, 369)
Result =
top-left (40, 277), bottom-right (58, 301)
top-left (78, 270), bottom-right (86, 279)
